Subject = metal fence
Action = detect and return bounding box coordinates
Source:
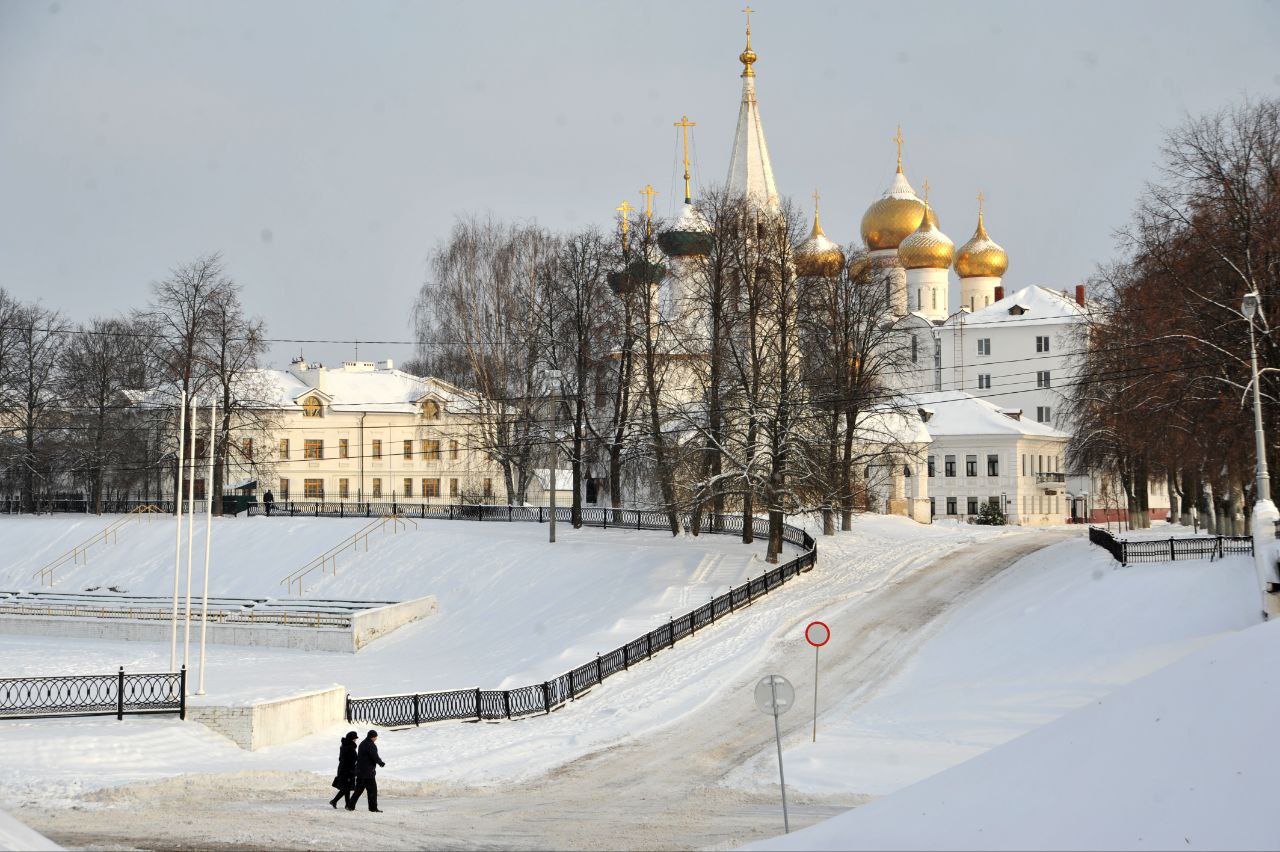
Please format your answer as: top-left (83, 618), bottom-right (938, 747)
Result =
top-left (0, 498), bottom-right (177, 515)
top-left (346, 509), bottom-right (816, 727)
top-left (1088, 525), bottom-right (1252, 565)
top-left (0, 667), bottom-right (185, 721)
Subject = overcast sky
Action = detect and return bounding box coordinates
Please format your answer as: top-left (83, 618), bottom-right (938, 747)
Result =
top-left (2, 0), bottom-right (1278, 367)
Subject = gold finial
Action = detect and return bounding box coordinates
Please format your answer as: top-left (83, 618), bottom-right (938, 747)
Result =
top-left (893, 125), bottom-right (904, 174)
top-left (921, 179), bottom-right (930, 205)
top-left (616, 199), bottom-right (634, 248)
top-left (674, 115), bottom-right (697, 204)
top-left (640, 184), bottom-right (658, 236)
top-left (739, 5), bottom-right (757, 77)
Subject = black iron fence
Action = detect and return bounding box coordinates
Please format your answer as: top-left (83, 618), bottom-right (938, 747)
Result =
top-left (0, 667), bottom-right (186, 721)
top-left (346, 509), bottom-right (816, 727)
top-left (0, 498), bottom-right (177, 515)
top-left (1088, 525), bottom-right (1252, 565)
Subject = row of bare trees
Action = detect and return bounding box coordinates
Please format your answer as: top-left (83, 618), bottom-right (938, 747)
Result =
top-left (0, 253), bottom-right (272, 514)
top-left (1067, 97), bottom-right (1279, 532)
top-left (413, 190), bottom-right (917, 557)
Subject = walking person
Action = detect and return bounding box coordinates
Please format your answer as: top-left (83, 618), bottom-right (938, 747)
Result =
top-left (347, 730), bottom-right (386, 812)
top-left (262, 488), bottom-right (274, 516)
top-left (328, 731), bottom-right (358, 809)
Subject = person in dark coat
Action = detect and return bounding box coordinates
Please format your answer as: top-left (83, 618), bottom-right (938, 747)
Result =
top-left (347, 730), bottom-right (386, 812)
top-left (329, 731), bottom-right (358, 809)
top-left (263, 489), bottom-right (274, 516)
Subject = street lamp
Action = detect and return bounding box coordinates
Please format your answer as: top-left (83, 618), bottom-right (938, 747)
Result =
top-left (1243, 292), bottom-right (1271, 503)
top-left (542, 369), bottom-right (563, 544)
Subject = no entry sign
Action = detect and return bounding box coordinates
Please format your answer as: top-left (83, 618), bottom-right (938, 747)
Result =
top-left (805, 620), bottom-right (830, 647)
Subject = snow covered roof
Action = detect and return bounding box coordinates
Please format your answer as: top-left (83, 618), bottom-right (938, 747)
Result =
top-left (530, 469), bottom-right (575, 491)
top-left (726, 75), bottom-right (779, 210)
top-left (911, 390), bottom-right (1068, 439)
top-left (944, 285), bottom-right (1088, 328)
top-left (854, 408), bottom-right (932, 447)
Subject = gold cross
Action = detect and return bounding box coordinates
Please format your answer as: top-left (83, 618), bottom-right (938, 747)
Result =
top-left (744, 4), bottom-right (753, 33)
top-left (976, 191), bottom-right (985, 214)
top-left (812, 188), bottom-right (821, 208)
top-left (674, 116), bottom-right (697, 203)
top-left (921, 178), bottom-right (930, 205)
top-left (893, 124), bottom-right (904, 172)
top-left (616, 199), bottom-right (634, 240)
top-left (640, 184), bottom-right (658, 221)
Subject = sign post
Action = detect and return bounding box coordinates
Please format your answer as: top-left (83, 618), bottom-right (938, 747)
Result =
top-left (805, 621), bottom-right (830, 742)
top-left (754, 674), bottom-right (795, 834)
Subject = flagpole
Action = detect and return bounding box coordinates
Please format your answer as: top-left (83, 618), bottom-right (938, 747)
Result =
top-left (169, 390), bottom-right (187, 672)
top-left (182, 399), bottom-right (197, 677)
top-left (197, 397), bottom-right (217, 696)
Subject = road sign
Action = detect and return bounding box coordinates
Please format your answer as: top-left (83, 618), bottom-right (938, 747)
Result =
top-left (754, 674), bottom-right (794, 833)
top-left (805, 620), bottom-right (830, 647)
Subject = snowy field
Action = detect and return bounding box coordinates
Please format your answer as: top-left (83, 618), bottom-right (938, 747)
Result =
top-left (731, 536), bottom-right (1259, 799)
top-left (1, 514), bottom-right (793, 700)
top-left (1, 515), bottom-right (1011, 806)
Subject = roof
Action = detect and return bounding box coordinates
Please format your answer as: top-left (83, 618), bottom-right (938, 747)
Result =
top-left (943, 285), bottom-right (1089, 328)
top-left (725, 74), bottom-right (778, 210)
top-left (911, 390), bottom-right (1069, 439)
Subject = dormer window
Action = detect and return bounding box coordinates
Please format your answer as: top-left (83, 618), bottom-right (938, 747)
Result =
top-left (1008, 304), bottom-right (1029, 316)
top-left (302, 396), bottom-right (323, 418)
top-left (421, 400), bottom-right (440, 420)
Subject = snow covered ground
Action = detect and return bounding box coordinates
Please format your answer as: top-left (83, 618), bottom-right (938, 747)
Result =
top-left (0, 810), bottom-right (58, 852)
top-left (1, 515), bottom-right (1011, 808)
top-left (751, 616), bottom-right (1280, 851)
top-left (730, 537), bottom-right (1259, 798)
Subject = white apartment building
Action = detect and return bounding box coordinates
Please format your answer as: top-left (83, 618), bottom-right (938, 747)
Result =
top-left (916, 390), bottom-right (1071, 526)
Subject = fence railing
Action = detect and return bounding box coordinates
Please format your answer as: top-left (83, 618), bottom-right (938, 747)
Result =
top-left (0, 498), bottom-right (178, 515)
top-left (280, 513), bottom-right (418, 595)
top-left (0, 667), bottom-right (185, 721)
top-left (345, 509), bottom-right (816, 728)
top-left (1088, 525), bottom-right (1252, 565)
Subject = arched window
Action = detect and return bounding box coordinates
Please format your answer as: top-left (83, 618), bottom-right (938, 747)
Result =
top-left (421, 399), bottom-right (440, 420)
top-left (302, 396), bottom-right (323, 418)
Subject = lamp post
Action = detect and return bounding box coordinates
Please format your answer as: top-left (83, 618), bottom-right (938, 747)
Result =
top-left (1243, 292), bottom-right (1270, 502)
top-left (542, 369), bottom-right (563, 544)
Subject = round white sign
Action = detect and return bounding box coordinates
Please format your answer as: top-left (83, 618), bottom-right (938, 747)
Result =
top-left (754, 674), bottom-right (796, 716)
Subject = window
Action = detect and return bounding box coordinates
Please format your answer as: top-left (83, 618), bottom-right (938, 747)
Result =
top-left (302, 396), bottom-right (323, 418)
top-left (987, 454), bottom-right (999, 476)
top-left (1036, 406), bottom-right (1051, 423)
top-left (421, 399), bottom-right (440, 419)
top-left (911, 335), bottom-right (918, 364)
top-left (279, 478), bottom-right (290, 499)
top-left (967, 496), bottom-right (979, 515)
top-left (304, 478), bottom-right (324, 499)
top-left (1022, 454), bottom-right (1028, 476)
top-left (372, 478), bottom-right (382, 498)
top-left (946, 497), bottom-right (957, 515)
top-left (423, 439), bottom-right (441, 461)
top-left (339, 478), bottom-right (349, 499)
top-left (339, 438), bottom-right (349, 459)
top-left (304, 439), bottom-right (323, 460)
top-left (965, 454), bottom-right (978, 477)
top-left (931, 289), bottom-right (938, 310)
top-left (195, 438), bottom-right (207, 459)
top-left (929, 497), bottom-right (936, 516)
top-left (1036, 370), bottom-right (1051, 388)
top-left (450, 440), bottom-right (460, 460)
top-left (483, 477), bottom-right (493, 498)
top-left (977, 338), bottom-right (991, 356)
top-left (279, 439), bottom-right (289, 458)
top-left (916, 289), bottom-right (922, 311)
top-left (927, 456), bottom-right (936, 477)
top-left (423, 478), bottom-right (440, 498)
top-left (403, 478), bottom-right (413, 497)
top-left (242, 438), bottom-right (253, 459)
top-left (977, 374), bottom-right (991, 390)
top-left (944, 455), bottom-right (956, 477)
top-left (989, 496), bottom-right (1001, 511)
top-left (372, 439), bottom-right (382, 460)
top-left (1036, 335), bottom-right (1050, 353)
top-left (403, 440), bottom-right (413, 459)
top-left (449, 478), bottom-right (459, 498)
top-left (193, 478), bottom-right (206, 500)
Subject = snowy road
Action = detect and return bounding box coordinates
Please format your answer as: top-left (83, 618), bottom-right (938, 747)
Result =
top-left (20, 529), bottom-right (1066, 851)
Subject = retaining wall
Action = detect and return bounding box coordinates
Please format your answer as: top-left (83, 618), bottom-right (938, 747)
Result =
top-left (188, 685), bottom-right (346, 750)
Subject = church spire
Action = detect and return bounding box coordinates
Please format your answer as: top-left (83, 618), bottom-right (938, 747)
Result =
top-left (725, 5), bottom-right (778, 210)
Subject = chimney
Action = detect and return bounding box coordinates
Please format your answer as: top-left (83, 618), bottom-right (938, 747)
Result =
top-left (1075, 284), bottom-right (1086, 306)
top-left (994, 285), bottom-right (1004, 302)
top-left (383, 359), bottom-right (394, 370)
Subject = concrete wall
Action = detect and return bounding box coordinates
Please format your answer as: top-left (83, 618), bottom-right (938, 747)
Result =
top-left (0, 595), bottom-right (436, 653)
top-left (351, 594), bottom-right (437, 650)
top-left (189, 685), bottom-right (345, 750)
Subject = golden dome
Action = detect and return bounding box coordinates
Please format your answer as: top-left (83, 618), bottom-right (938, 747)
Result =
top-left (847, 253), bottom-right (872, 280)
top-left (954, 205), bottom-right (1008, 279)
top-left (795, 197), bottom-right (845, 278)
top-left (898, 204), bottom-right (954, 270)
top-left (860, 169), bottom-right (925, 251)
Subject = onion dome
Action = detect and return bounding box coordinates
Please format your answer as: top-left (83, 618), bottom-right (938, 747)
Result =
top-left (898, 203), bottom-right (954, 270)
top-left (954, 202), bottom-right (1008, 278)
top-left (608, 243), bottom-right (668, 296)
top-left (847, 253), bottom-right (872, 280)
top-left (795, 199), bottom-right (845, 278)
top-left (658, 202), bottom-right (713, 258)
top-left (861, 169), bottom-right (926, 251)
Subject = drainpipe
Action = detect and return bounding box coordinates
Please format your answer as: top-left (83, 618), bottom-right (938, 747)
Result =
top-left (359, 413), bottom-right (366, 501)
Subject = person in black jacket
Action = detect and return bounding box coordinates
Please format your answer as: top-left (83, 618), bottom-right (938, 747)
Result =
top-left (328, 731), bottom-right (358, 809)
top-left (262, 489), bottom-right (274, 516)
top-left (347, 730), bottom-right (386, 812)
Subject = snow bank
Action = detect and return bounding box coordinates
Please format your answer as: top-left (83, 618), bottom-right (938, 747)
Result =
top-left (750, 617), bottom-right (1280, 851)
top-left (0, 809), bottom-right (59, 851)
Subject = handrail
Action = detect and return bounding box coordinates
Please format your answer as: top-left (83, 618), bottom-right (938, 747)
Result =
top-left (279, 513), bottom-right (417, 595)
top-left (32, 504), bottom-right (167, 587)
